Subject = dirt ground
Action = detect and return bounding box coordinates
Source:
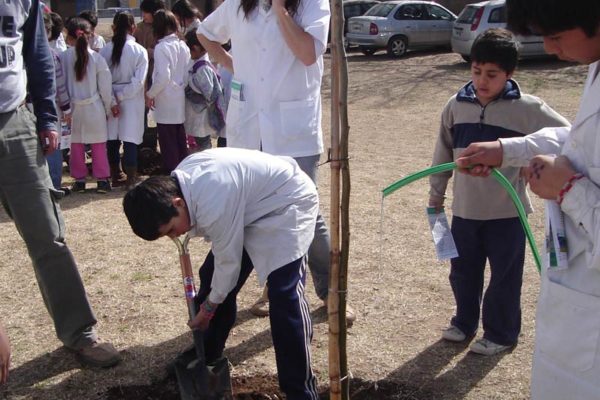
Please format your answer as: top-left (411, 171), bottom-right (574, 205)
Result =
top-left (0, 49), bottom-right (587, 400)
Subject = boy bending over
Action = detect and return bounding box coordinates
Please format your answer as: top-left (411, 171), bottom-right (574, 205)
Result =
top-left (123, 148), bottom-right (319, 400)
top-left (429, 28), bottom-right (569, 355)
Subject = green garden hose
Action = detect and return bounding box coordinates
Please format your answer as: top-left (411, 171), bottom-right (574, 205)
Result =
top-left (383, 162), bottom-right (541, 273)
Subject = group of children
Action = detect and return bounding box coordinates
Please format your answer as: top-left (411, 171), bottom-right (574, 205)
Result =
top-left (44, 3), bottom-right (227, 194)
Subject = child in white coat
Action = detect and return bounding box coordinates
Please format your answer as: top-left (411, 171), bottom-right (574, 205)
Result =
top-left (62, 17), bottom-right (115, 193)
top-left (145, 10), bottom-right (190, 173)
top-left (183, 31), bottom-right (226, 152)
top-left (100, 12), bottom-right (149, 188)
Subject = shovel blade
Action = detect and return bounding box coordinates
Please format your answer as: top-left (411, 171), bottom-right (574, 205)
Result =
top-left (174, 349), bottom-right (233, 400)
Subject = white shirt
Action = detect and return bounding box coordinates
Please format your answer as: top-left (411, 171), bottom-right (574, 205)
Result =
top-left (172, 148), bottom-right (318, 304)
top-left (196, 0), bottom-right (330, 157)
top-left (100, 35), bottom-right (149, 143)
top-left (500, 61), bottom-right (600, 399)
top-left (147, 33), bottom-right (191, 124)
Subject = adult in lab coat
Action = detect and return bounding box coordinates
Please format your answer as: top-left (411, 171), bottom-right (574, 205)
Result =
top-left (196, 0), bottom-right (356, 323)
top-left (100, 12), bottom-right (149, 187)
top-left (456, 0), bottom-right (600, 398)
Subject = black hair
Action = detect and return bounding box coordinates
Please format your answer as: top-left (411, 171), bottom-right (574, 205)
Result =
top-left (65, 17), bottom-right (92, 81)
top-left (152, 9), bottom-right (179, 40)
top-left (140, 0), bottom-right (167, 14)
top-left (239, 0), bottom-right (300, 18)
top-left (172, 0), bottom-right (203, 22)
top-left (507, 0), bottom-right (600, 37)
top-left (185, 30), bottom-right (205, 52)
top-left (470, 28), bottom-right (518, 74)
top-left (111, 11), bottom-right (135, 67)
top-left (123, 176), bottom-right (183, 241)
top-left (78, 10), bottom-right (98, 28)
top-left (49, 12), bottom-right (64, 41)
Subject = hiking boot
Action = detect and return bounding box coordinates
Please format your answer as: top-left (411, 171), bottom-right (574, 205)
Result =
top-left (75, 340), bottom-right (121, 368)
top-left (96, 180), bottom-right (111, 194)
top-left (469, 338), bottom-right (511, 356)
top-left (71, 181), bottom-right (86, 193)
top-left (110, 163), bottom-right (127, 187)
top-left (441, 325), bottom-right (467, 342)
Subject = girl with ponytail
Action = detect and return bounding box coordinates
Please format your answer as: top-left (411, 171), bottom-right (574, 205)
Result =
top-left (100, 12), bottom-right (149, 188)
top-left (62, 17), bottom-right (115, 193)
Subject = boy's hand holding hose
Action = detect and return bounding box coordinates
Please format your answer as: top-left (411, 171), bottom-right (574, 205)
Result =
top-left (455, 140), bottom-right (503, 177)
top-left (456, 140), bottom-right (580, 201)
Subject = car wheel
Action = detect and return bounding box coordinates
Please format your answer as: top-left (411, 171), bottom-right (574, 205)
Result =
top-left (387, 36), bottom-right (407, 58)
top-left (360, 46), bottom-right (377, 56)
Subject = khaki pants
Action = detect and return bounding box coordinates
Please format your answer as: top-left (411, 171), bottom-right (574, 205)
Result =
top-left (0, 107), bottom-right (97, 349)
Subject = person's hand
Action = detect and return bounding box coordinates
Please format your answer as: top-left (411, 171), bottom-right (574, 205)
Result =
top-left (0, 323), bottom-right (10, 385)
top-left (188, 300), bottom-right (218, 331)
top-left (428, 195), bottom-right (444, 213)
top-left (525, 155), bottom-right (577, 200)
top-left (145, 96), bottom-right (154, 109)
top-left (455, 141), bottom-right (503, 177)
top-left (62, 112), bottom-right (72, 126)
top-left (111, 104), bottom-right (120, 118)
top-left (38, 130), bottom-right (59, 155)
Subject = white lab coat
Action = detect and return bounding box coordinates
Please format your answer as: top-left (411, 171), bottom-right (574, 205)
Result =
top-left (500, 61), bottom-right (600, 400)
top-left (61, 47), bottom-right (113, 144)
top-left (146, 34), bottom-right (190, 124)
top-left (100, 36), bottom-right (149, 144)
top-left (172, 148), bottom-right (318, 304)
top-left (196, 0), bottom-right (330, 157)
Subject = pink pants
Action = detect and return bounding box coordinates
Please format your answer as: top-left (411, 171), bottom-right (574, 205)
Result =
top-left (70, 142), bottom-right (110, 180)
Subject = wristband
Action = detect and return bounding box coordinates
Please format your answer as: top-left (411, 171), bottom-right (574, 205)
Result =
top-left (201, 300), bottom-right (217, 320)
top-left (556, 173), bottom-right (584, 205)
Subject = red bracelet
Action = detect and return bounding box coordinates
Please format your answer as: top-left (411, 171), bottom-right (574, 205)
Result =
top-left (556, 173), bottom-right (584, 205)
top-left (201, 301), bottom-right (217, 320)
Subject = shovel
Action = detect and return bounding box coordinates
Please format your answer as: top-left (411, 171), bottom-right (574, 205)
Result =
top-left (172, 234), bottom-right (233, 400)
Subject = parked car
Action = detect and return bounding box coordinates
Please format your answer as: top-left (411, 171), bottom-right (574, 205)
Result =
top-left (328, 0), bottom-right (381, 49)
top-left (451, 0), bottom-right (546, 62)
top-left (345, 1), bottom-right (457, 57)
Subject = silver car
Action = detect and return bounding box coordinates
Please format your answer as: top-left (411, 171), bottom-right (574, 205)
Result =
top-left (451, 0), bottom-right (546, 62)
top-left (346, 1), bottom-right (457, 57)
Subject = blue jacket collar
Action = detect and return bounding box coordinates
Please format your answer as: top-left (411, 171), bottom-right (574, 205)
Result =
top-left (457, 79), bottom-right (521, 104)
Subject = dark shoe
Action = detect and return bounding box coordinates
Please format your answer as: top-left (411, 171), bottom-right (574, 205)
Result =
top-left (71, 181), bottom-right (86, 193)
top-left (60, 187), bottom-right (71, 196)
top-left (75, 341), bottom-right (121, 368)
top-left (110, 163), bottom-right (127, 187)
top-left (96, 180), bottom-right (111, 194)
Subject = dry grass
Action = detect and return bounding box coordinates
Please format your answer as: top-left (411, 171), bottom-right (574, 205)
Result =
top-left (0, 50), bottom-right (586, 399)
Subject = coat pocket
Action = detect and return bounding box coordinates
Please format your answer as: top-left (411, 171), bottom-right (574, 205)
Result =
top-left (536, 278), bottom-right (600, 372)
top-left (279, 98), bottom-right (318, 139)
top-left (225, 97), bottom-right (246, 140)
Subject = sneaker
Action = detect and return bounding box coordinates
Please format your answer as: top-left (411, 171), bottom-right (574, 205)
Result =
top-left (441, 325), bottom-right (467, 342)
top-left (469, 338), bottom-right (511, 356)
top-left (75, 340), bottom-right (121, 368)
top-left (96, 180), bottom-right (111, 194)
top-left (71, 181), bottom-right (86, 193)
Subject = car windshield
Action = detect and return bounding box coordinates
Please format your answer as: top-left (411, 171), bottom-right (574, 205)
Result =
top-left (364, 3), bottom-right (395, 17)
top-left (456, 6), bottom-right (479, 23)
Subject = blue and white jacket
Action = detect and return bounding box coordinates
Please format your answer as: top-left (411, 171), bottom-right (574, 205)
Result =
top-left (430, 79), bottom-right (570, 220)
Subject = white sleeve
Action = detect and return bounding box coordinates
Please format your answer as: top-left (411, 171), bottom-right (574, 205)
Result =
top-left (299, 0), bottom-right (330, 56)
top-left (196, 0), bottom-right (234, 44)
top-left (96, 55), bottom-right (115, 114)
top-left (146, 45), bottom-right (171, 99)
top-left (118, 48), bottom-right (149, 101)
top-left (499, 126), bottom-right (570, 167)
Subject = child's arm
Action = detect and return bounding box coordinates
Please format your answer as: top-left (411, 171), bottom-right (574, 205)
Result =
top-left (116, 48), bottom-right (149, 103)
top-left (146, 46), bottom-right (170, 101)
top-left (96, 55), bottom-right (116, 116)
top-left (189, 65), bottom-right (218, 102)
top-left (429, 101), bottom-right (455, 209)
top-left (53, 52), bottom-right (71, 116)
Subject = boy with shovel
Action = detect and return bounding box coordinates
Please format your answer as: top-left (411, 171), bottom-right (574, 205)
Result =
top-left (123, 148), bottom-right (320, 400)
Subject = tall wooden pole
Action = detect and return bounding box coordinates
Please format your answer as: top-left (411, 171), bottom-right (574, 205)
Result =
top-left (328, 0), bottom-right (350, 398)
